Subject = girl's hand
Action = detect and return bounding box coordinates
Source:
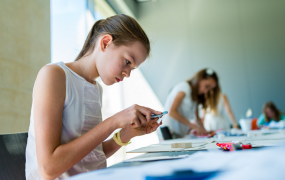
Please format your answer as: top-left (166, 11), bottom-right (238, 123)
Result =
top-left (120, 117), bottom-right (162, 142)
top-left (113, 104), bottom-right (162, 129)
top-left (132, 117), bottom-right (162, 136)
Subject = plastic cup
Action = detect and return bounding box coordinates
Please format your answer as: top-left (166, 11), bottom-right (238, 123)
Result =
top-left (240, 119), bottom-right (252, 132)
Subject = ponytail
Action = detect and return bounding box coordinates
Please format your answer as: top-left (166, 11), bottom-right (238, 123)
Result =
top-left (75, 14), bottom-right (150, 61)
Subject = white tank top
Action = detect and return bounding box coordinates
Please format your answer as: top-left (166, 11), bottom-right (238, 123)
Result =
top-left (162, 82), bottom-right (197, 137)
top-left (203, 94), bottom-right (230, 131)
top-left (25, 62), bottom-right (106, 180)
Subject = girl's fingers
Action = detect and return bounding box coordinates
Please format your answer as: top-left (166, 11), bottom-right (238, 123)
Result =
top-left (151, 123), bottom-right (160, 133)
top-left (131, 117), bottom-right (141, 128)
top-left (137, 111), bottom-right (147, 125)
top-left (139, 105), bottom-right (162, 115)
top-left (136, 106), bottom-right (152, 123)
top-left (153, 117), bottom-right (159, 122)
top-left (146, 107), bottom-right (162, 115)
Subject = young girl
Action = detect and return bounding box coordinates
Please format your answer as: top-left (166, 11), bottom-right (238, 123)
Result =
top-left (162, 68), bottom-right (220, 138)
top-left (25, 14), bottom-right (162, 180)
top-left (257, 101), bottom-right (285, 126)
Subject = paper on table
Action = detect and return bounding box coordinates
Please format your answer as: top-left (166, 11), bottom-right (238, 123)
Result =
top-left (70, 141), bottom-right (285, 180)
top-left (123, 155), bottom-right (189, 162)
top-left (127, 142), bottom-right (216, 153)
top-left (127, 144), bottom-right (184, 153)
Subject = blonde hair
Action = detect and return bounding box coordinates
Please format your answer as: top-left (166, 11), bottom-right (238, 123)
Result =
top-left (187, 68), bottom-right (221, 115)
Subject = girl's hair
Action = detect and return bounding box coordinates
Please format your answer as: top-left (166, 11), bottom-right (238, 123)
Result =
top-left (75, 14), bottom-right (150, 61)
top-left (263, 101), bottom-right (281, 122)
top-left (187, 68), bottom-right (221, 114)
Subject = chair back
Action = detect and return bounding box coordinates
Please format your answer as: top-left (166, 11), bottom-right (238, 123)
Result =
top-left (160, 126), bottom-right (173, 140)
top-left (0, 132), bottom-right (28, 180)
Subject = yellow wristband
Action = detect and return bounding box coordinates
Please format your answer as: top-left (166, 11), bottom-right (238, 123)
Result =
top-left (113, 131), bottom-right (131, 146)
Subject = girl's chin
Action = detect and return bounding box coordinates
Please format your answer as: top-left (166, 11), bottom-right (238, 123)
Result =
top-left (101, 79), bottom-right (115, 86)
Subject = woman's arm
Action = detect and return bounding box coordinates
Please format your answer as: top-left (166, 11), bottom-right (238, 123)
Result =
top-left (168, 92), bottom-right (207, 135)
top-left (200, 108), bottom-right (206, 124)
top-left (223, 94), bottom-right (238, 128)
top-left (195, 107), bottom-right (207, 131)
top-left (168, 92), bottom-right (196, 128)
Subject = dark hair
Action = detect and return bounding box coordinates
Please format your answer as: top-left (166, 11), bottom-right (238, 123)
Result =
top-left (187, 68), bottom-right (221, 113)
top-left (75, 14), bottom-right (150, 61)
top-left (263, 101), bottom-right (281, 122)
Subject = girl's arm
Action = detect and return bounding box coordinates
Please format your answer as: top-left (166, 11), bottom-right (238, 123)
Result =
top-left (103, 114), bottom-right (161, 158)
top-left (223, 94), bottom-right (238, 128)
top-left (34, 65), bottom-right (160, 180)
top-left (257, 114), bottom-right (266, 126)
top-left (34, 65), bottom-right (117, 180)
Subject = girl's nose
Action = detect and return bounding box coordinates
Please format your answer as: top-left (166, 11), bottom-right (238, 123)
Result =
top-left (123, 69), bottom-right (131, 78)
top-left (122, 71), bottom-right (130, 78)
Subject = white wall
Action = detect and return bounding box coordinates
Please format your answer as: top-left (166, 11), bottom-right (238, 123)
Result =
top-left (137, 0), bottom-right (285, 119)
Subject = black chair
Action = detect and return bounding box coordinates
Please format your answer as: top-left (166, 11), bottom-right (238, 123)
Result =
top-left (0, 132), bottom-right (28, 180)
top-left (160, 126), bottom-right (173, 140)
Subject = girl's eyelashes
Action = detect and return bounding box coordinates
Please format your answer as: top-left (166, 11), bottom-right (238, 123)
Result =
top-left (126, 59), bottom-right (131, 65)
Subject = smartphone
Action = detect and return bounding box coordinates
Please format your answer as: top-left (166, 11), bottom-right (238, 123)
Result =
top-left (151, 111), bottom-right (168, 118)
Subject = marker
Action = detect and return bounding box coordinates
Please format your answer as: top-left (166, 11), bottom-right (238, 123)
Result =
top-left (151, 111), bottom-right (168, 118)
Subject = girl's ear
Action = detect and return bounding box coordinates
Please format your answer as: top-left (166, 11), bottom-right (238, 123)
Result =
top-left (100, 34), bottom-right (113, 52)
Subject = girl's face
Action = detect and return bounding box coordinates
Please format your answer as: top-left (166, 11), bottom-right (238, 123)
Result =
top-left (199, 77), bottom-right (216, 95)
top-left (96, 36), bottom-right (148, 85)
top-left (265, 108), bottom-right (275, 119)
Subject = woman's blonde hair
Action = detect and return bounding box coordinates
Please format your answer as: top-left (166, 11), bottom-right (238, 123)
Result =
top-left (75, 14), bottom-right (150, 61)
top-left (187, 68), bottom-right (221, 115)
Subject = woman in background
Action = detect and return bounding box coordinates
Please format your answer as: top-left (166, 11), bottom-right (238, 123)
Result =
top-left (162, 68), bottom-right (220, 138)
top-left (203, 93), bottom-right (238, 131)
top-left (257, 101), bottom-right (285, 126)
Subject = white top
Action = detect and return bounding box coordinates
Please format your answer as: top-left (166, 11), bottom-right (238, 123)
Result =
top-left (25, 62), bottom-right (106, 180)
top-left (203, 94), bottom-right (230, 131)
top-left (162, 82), bottom-right (197, 137)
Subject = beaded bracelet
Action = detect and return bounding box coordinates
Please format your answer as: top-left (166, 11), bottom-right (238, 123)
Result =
top-left (113, 131), bottom-right (131, 146)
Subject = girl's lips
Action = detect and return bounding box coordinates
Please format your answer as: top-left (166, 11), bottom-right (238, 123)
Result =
top-left (115, 77), bottom-right (121, 82)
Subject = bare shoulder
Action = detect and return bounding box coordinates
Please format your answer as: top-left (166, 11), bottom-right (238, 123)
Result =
top-left (222, 94), bottom-right (228, 101)
top-left (34, 64), bottom-right (66, 99)
top-left (37, 64), bottom-right (65, 82)
top-left (172, 91), bottom-right (186, 105)
top-left (176, 91), bottom-right (186, 98)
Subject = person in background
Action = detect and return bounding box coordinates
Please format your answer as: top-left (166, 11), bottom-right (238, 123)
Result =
top-left (162, 68), bottom-right (220, 138)
top-left (257, 101), bottom-right (285, 126)
top-left (202, 93), bottom-right (239, 131)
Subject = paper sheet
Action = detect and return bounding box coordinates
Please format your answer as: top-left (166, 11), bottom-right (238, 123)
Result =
top-left (128, 131), bottom-right (285, 153)
top-left (123, 155), bottom-right (189, 162)
top-left (70, 141), bottom-right (285, 180)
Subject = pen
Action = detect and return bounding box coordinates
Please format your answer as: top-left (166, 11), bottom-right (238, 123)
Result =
top-left (151, 111), bottom-right (168, 118)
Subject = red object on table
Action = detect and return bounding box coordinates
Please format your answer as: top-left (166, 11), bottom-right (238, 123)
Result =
top-left (216, 142), bottom-right (252, 151)
top-left (251, 118), bottom-right (258, 130)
